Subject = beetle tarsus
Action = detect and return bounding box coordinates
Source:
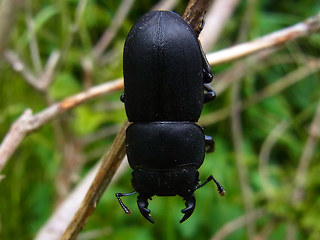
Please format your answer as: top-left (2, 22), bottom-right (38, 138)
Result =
top-left (197, 175), bottom-right (226, 196)
top-left (180, 194), bottom-right (196, 223)
top-left (115, 191), bottom-right (136, 214)
top-left (137, 195), bottom-right (154, 223)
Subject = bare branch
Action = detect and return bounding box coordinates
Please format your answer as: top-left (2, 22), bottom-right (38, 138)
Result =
top-left (182, 0), bottom-right (211, 36)
top-left (231, 80), bottom-right (256, 238)
top-left (285, 101), bottom-right (320, 239)
top-left (259, 120), bottom-right (289, 197)
top-left (207, 13), bottom-right (320, 65)
top-left (4, 50), bottom-right (39, 87)
top-left (4, 50), bottom-right (60, 92)
top-left (59, 121), bottom-right (129, 240)
top-left (0, 0), bottom-right (22, 54)
top-left (0, 79), bottom-right (123, 173)
top-left (199, 0), bottom-right (240, 51)
top-left (93, 0), bottom-right (135, 59)
top-left (200, 59), bottom-right (320, 126)
top-left (210, 208), bottom-right (266, 240)
top-left (35, 159), bottom-right (129, 240)
top-left (292, 101), bottom-right (320, 202)
top-left (25, 0), bottom-right (42, 74)
top-left (38, 51), bottom-right (61, 90)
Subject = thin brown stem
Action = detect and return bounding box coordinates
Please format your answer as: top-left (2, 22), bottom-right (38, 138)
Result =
top-left (285, 101), bottom-right (320, 240)
top-left (200, 59), bottom-right (320, 126)
top-left (210, 208), bottom-right (266, 240)
top-left (182, 0), bottom-right (211, 36)
top-left (93, 0), bottom-right (135, 59)
top-left (0, 0), bottom-right (22, 54)
top-left (207, 13), bottom-right (320, 66)
top-left (0, 79), bottom-right (123, 174)
top-left (199, 0), bottom-right (240, 51)
top-left (258, 120), bottom-right (289, 197)
top-left (59, 120), bottom-right (129, 240)
top-left (231, 81), bottom-right (255, 239)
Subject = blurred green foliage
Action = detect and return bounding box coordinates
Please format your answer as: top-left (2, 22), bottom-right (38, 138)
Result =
top-left (0, 0), bottom-right (320, 240)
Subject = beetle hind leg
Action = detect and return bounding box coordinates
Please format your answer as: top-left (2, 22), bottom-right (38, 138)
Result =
top-left (115, 191), bottom-right (136, 214)
top-left (205, 135), bottom-right (215, 153)
top-left (197, 175), bottom-right (226, 196)
top-left (137, 195), bottom-right (154, 223)
top-left (180, 194), bottom-right (196, 223)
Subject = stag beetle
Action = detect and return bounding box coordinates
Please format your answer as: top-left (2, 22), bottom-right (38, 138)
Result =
top-left (116, 10), bottom-right (225, 223)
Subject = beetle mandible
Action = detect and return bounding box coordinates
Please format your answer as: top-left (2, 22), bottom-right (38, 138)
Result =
top-left (116, 10), bottom-right (225, 223)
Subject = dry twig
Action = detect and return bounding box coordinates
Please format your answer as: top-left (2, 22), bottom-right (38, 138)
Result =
top-left (0, 79), bottom-right (123, 173)
top-left (59, 121), bottom-right (129, 240)
top-left (199, 0), bottom-right (240, 51)
top-left (93, 0), bottom-right (135, 59)
top-left (286, 101), bottom-right (320, 239)
top-left (200, 59), bottom-right (320, 126)
top-left (0, 0), bottom-right (22, 54)
top-left (207, 13), bottom-right (320, 65)
top-left (182, 0), bottom-right (211, 36)
top-left (210, 208), bottom-right (266, 240)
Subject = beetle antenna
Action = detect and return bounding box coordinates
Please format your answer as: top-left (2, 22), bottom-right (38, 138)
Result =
top-left (115, 191), bottom-right (137, 214)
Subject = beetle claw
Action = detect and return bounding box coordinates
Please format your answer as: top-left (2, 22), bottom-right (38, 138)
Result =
top-left (137, 195), bottom-right (154, 223)
top-left (180, 194), bottom-right (196, 223)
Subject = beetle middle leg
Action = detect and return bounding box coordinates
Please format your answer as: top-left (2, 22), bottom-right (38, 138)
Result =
top-left (197, 175), bottom-right (226, 196)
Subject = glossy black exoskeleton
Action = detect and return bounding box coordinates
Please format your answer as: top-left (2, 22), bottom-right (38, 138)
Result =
top-left (116, 10), bottom-right (225, 223)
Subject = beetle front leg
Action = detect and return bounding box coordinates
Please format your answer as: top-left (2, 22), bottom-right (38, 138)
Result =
top-left (180, 194), bottom-right (196, 223)
top-left (137, 195), bottom-right (154, 223)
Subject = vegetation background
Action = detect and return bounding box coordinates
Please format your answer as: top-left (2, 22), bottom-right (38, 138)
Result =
top-left (0, 0), bottom-right (320, 239)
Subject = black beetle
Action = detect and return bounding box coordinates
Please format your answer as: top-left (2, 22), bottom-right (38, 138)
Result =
top-left (116, 10), bottom-right (225, 223)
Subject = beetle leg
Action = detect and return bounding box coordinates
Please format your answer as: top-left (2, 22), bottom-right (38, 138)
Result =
top-left (120, 92), bottom-right (125, 103)
top-left (204, 83), bottom-right (216, 103)
top-left (196, 175), bottom-right (226, 196)
top-left (137, 195), bottom-right (154, 223)
top-left (180, 194), bottom-right (196, 223)
top-left (115, 191), bottom-right (136, 214)
top-left (199, 40), bottom-right (213, 84)
top-left (205, 135), bottom-right (215, 153)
